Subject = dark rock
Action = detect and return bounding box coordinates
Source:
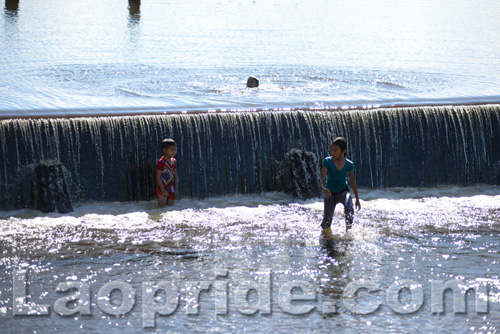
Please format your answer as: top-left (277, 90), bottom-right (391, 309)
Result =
top-left (287, 149), bottom-right (321, 200)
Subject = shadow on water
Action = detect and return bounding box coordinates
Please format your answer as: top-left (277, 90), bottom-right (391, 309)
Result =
top-left (317, 238), bottom-right (351, 316)
top-left (0, 224), bottom-right (200, 261)
top-left (320, 238), bottom-right (351, 257)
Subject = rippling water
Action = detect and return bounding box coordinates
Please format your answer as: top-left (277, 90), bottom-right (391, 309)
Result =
top-left (1, 0), bottom-right (500, 117)
top-left (1, 187), bottom-right (499, 333)
top-left (2, 1), bottom-right (500, 333)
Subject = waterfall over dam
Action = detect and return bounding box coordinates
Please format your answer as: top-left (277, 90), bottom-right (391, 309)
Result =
top-left (1, 105), bottom-right (499, 210)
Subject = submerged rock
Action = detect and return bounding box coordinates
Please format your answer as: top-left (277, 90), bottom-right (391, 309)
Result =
top-left (31, 160), bottom-right (73, 213)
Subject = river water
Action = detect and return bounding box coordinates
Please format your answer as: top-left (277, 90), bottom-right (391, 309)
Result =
top-left (1, 187), bottom-right (500, 333)
top-left (1, 0), bottom-right (500, 117)
top-left (1, 0), bottom-right (500, 333)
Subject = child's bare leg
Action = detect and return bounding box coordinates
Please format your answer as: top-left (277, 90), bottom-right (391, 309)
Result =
top-left (157, 195), bottom-right (168, 207)
top-left (166, 193), bottom-right (175, 206)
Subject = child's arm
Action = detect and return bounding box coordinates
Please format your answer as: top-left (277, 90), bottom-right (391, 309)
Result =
top-left (156, 170), bottom-right (168, 196)
top-left (320, 166), bottom-right (332, 197)
top-left (348, 171), bottom-right (361, 210)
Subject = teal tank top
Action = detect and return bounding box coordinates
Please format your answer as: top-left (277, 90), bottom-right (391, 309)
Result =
top-left (323, 157), bottom-right (354, 193)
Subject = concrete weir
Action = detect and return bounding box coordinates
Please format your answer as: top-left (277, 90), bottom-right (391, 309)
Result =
top-left (1, 105), bottom-right (499, 210)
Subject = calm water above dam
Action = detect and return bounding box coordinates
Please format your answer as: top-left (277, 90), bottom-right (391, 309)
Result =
top-left (1, 0), bottom-right (500, 117)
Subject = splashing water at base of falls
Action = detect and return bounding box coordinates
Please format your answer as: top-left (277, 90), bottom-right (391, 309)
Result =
top-left (0, 186), bottom-right (499, 333)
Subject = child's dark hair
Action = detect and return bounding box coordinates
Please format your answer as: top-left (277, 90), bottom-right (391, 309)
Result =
top-left (246, 76), bottom-right (259, 88)
top-left (332, 137), bottom-right (348, 157)
top-left (162, 138), bottom-right (176, 149)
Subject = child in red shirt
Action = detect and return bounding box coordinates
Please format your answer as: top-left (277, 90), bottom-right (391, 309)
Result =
top-left (156, 138), bottom-right (179, 206)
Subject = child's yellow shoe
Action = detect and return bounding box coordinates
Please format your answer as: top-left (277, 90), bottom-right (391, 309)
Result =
top-left (321, 227), bottom-right (333, 239)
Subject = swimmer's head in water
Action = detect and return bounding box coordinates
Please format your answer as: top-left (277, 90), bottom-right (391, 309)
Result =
top-left (246, 77), bottom-right (259, 88)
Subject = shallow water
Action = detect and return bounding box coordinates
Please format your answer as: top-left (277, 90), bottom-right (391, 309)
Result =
top-left (1, 0), bottom-right (500, 117)
top-left (2, 1), bottom-right (500, 332)
top-left (1, 186), bottom-right (499, 333)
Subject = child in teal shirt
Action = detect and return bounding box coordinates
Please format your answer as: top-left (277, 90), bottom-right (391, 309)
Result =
top-left (320, 137), bottom-right (361, 239)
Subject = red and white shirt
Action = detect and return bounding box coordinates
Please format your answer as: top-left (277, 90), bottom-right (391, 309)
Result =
top-left (157, 157), bottom-right (177, 193)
